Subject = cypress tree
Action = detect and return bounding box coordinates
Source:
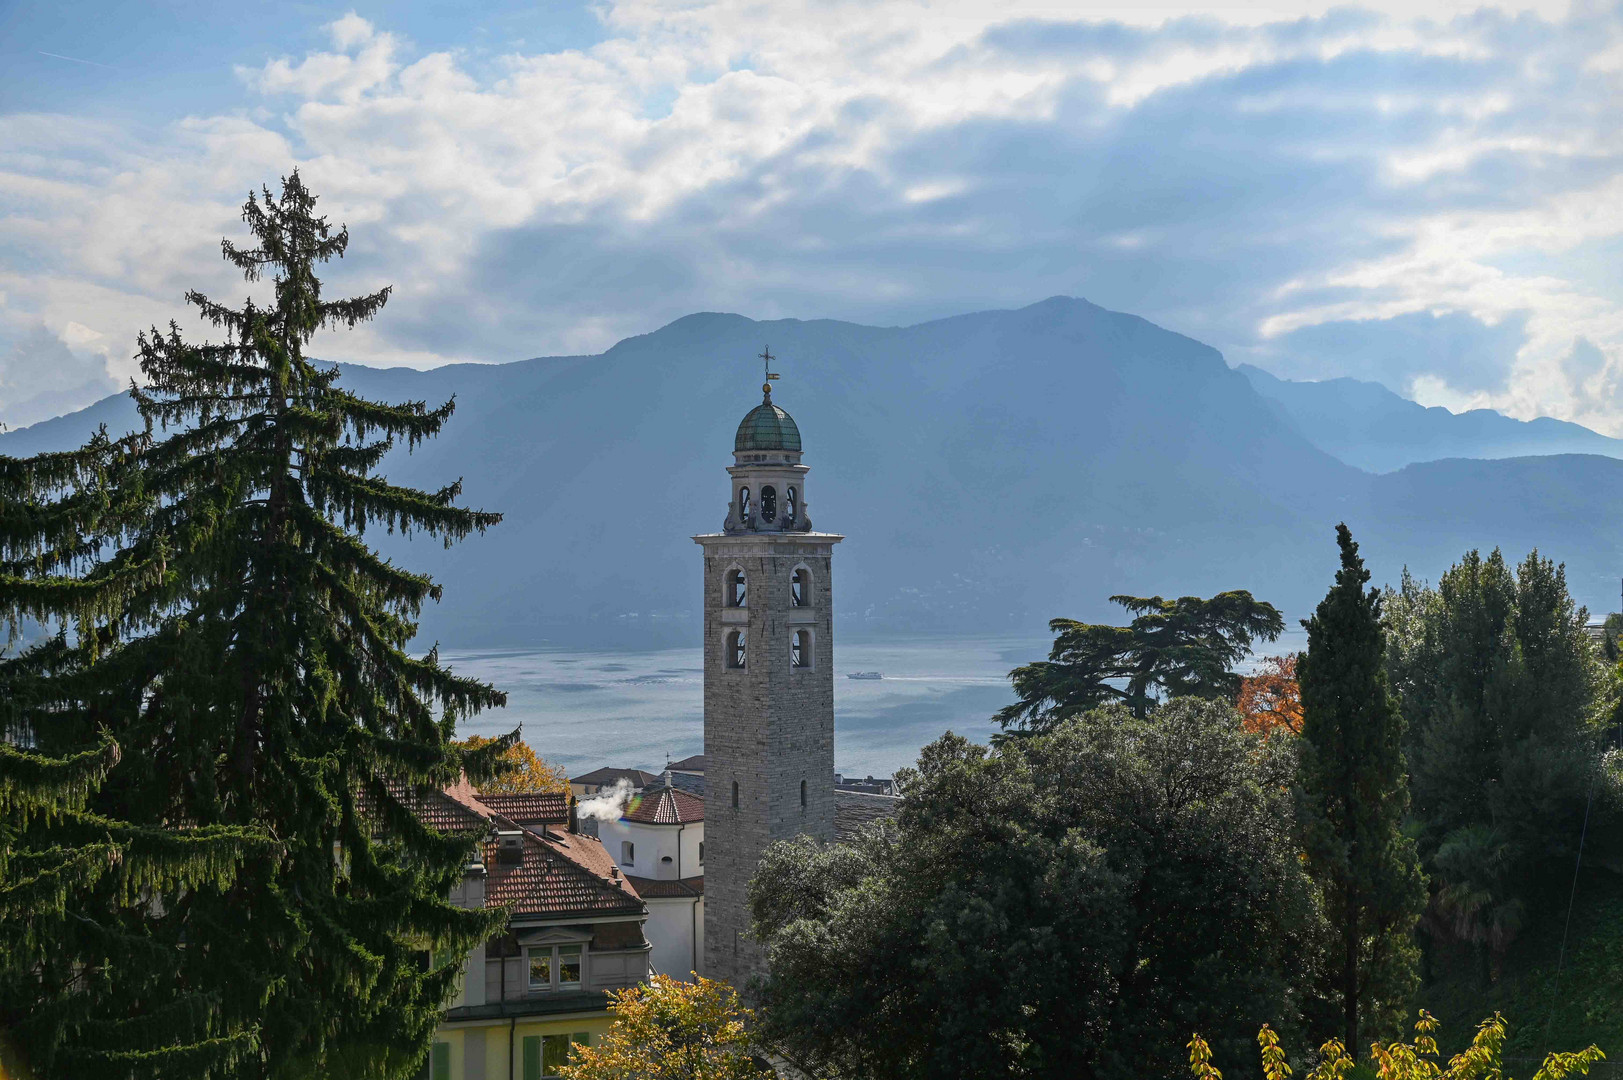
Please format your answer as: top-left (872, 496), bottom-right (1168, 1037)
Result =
top-left (1296, 524), bottom-right (1425, 1058)
top-left (0, 172), bottom-right (510, 1078)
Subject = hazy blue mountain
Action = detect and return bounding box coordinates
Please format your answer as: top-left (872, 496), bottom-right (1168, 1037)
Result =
top-left (1238, 363), bottom-right (1623, 473)
top-left (8, 297), bottom-right (1623, 645)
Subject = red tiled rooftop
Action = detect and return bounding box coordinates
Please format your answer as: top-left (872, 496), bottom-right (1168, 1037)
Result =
top-left (483, 828), bottom-right (644, 919)
top-left (474, 792), bottom-right (568, 825)
top-left (360, 778), bottom-right (491, 836)
top-left (622, 786), bottom-right (705, 825)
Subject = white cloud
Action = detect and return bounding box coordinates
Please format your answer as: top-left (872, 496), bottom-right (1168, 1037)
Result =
top-left (4, 0), bottom-right (1623, 434)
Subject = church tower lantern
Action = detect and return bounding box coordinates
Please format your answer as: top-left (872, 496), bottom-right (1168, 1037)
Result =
top-left (694, 351), bottom-right (841, 988)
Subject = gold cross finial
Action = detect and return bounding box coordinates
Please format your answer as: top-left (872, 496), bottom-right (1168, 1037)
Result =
top-left (760, 346), bottom-right (779, 398)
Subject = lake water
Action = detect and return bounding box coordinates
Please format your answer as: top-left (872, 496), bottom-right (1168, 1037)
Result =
top-left (444, 635), bottom-right (1048, 779)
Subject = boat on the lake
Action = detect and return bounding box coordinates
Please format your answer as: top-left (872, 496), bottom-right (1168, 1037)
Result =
top-left (846, 671), bottom-right (883, 680)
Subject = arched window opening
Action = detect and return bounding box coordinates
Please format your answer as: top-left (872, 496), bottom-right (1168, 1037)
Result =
top-left (726, 630), bottom-right (746, 669)
top-left (760, 485), bottom-right (777, 523)
top-left (737, 487), bottom-right (751, 524)
top-left (791, 629), bottom-right (809, 668)
top-left (800, 779), bottom-right (808, 808)
top-left (731, 781), bottom-right (739, 809)
top-left (621, 841), bottom-right (635, 866)
top-left (726, 568), bottom-right (746, 608)
top-left (791, 567), bottom-right (808, 608)
top-left (699, 842), bottom-right (704, 864)
top-left (786, 486), bottom-right (798, 523)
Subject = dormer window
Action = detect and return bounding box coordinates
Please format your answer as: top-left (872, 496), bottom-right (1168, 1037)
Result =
top-left (791, 567), bottom-right (808, 607)
top-left (786, 486), bottom-right (798, 523)
top-left (760, 485), bottom-right (777, 523)
top-left (527, 944), bottom-right (584, 995)
top-left (727, 630), bottom-right (746, 669)
top-left (726, 568), bottom-right (746, 607)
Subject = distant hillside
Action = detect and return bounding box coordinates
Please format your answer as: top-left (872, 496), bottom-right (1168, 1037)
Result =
top-left (1239, 363), bottom-right (1623, 473)
top-left (8, 297), bottom-right (1623, 644)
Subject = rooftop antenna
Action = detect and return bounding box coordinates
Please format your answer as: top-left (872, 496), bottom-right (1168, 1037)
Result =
top-left (760, 346), bottom-right (779, 400)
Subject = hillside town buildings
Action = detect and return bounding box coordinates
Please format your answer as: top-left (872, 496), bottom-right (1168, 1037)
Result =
top-left (419, 371), bottom-right (895, 1076)
top-left (413, 783), bottom-right (649, 1080)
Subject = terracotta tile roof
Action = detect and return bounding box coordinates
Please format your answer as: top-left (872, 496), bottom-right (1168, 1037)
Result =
top-left (474, 792), bottom-right (568, 826)
top-left (666, 754), bottom-right (705, 773)
top-left (834, 790), bottom-right (901, 842)
top-left (382, 778), bottom-right (647, 922)
top-left (360, 777), bottom-right (492, 836)
top-left (622, 786), bottom-right (705, 825)
top-left (484, 828), bottom-right (645, 919)
top-left (572, 767), bottom-right (659, 788)
top-left (623, 875), bottom-right (703, 899)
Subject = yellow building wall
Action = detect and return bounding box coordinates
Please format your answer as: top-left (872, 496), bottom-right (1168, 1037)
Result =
top-left (431, 1014), bottom-right (614, 1080)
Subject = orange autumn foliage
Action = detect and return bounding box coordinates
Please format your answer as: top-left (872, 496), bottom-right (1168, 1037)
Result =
top-left (1237, 654), bottom-right (1302, 737)
top-left (456, 735), bottom-right (570, 794)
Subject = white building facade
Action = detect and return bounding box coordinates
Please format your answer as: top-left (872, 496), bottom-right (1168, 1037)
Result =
top-left (596, 785), bottom-right (706, 980)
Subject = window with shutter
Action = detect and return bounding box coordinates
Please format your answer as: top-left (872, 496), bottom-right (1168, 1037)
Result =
top-left (543, 1033), bottom-right (571, 1075)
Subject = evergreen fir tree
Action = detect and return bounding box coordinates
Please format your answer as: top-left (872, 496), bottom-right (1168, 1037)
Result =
top-left (0, 172), bottom-right (510, 1078)
top-left (1, 433), bottom-right (274, 1077)
top-left (1296, 524), bottom-right (1425, 1059)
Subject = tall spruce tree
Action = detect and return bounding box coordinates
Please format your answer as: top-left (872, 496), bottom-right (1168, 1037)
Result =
top-left (1, 432), bottom-right (275, 1077)
top-left (0, 173), bottom-right (510, 1079)
top-left (1296, 524), bottom-right (1425, 1059)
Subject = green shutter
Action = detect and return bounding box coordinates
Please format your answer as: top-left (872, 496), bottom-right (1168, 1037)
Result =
top-left (431, 1041), bottom-right (451, 1080)
top-left (522, 1034), bottom-right (541, 1080)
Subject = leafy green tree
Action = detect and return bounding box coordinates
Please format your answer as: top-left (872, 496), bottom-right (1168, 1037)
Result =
top-left (1296, 524), bottom-right (1426, 1060)
top-left (1384, 549), bottom-right (1610, 977)
top-left (750, 698), bottom-right (1324, 1080)
top-left (560, 974), bottom-right (773, 1080)
top-left (997, 591), bottom-right (1284, 734)
top-left (0, 173), bottom-right (509, 1078)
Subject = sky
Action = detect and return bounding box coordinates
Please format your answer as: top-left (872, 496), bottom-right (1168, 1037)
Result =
top-left (4, 0), bottom-right (1623, 432)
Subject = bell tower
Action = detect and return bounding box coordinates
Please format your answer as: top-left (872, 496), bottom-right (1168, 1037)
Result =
top-left (694, 352), bottom-right (841, 988)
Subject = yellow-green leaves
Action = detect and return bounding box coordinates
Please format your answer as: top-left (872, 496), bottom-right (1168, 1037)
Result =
top-left (1191, 1013), bottom-right (1604, 1080)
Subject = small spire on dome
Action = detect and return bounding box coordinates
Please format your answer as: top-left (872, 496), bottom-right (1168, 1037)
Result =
top-left (760, 346), bottom-right (779, 401)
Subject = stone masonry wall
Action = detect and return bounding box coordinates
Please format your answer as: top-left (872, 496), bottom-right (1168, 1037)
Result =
top-left (699, 535), bottom-right (836, 991)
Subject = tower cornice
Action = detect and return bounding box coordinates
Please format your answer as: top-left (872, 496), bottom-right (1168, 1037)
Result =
top-left (693, 532), bottom-right (844, 551)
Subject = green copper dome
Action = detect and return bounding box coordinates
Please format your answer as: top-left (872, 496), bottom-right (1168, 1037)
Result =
top-left (734, 397), bottom-right (802, 452)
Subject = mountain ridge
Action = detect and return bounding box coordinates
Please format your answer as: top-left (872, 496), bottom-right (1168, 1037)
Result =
top-left (6, 297), bottom-right (1622, 643)
top-left (1237, 362), bottom-right (1623, 473)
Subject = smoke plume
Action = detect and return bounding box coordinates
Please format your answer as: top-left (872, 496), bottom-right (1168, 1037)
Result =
top-left (576, 778), bottom-right (634, 823)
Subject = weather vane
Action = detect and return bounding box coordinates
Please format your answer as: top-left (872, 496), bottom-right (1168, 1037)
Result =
top-left (760, 346), bottom-right (780, 397)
